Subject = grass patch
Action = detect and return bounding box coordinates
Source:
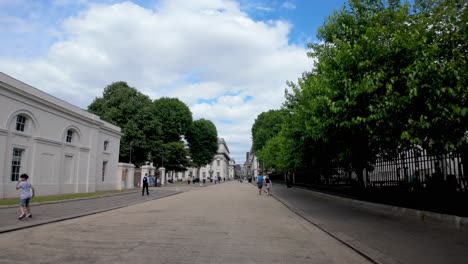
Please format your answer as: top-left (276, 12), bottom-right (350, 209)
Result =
top-left (0, 189), bottom-right (137, 206)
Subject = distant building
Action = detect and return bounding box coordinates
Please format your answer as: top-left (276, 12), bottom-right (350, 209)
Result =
top-left (243, 151), bottom-right (259, 178)
top-left (0, 72), bottom-right (122, 198)
top-left (175, 138), bottom-right (234, 182)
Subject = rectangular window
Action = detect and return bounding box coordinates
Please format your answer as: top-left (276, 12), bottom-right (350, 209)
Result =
top-left (104, 141), bottom-right (109, 151)
top-left (203, 172), bottom-right (206, 177)
top-left (16, 115), bottom-right (26, 132)
top-left (11, 148), bottom-right (24, 181)
top-left (217, 160), bottom-right (220, 166)
top-left (66, 130), bottom-right (73, 143)
top-left (102, 161), bottom-right (107, 181)
top-left (217, 172), bottom-right (220, 177)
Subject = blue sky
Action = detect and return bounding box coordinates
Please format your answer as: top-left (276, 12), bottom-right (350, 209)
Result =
top-left (0, 0), bottom-right (347, 164)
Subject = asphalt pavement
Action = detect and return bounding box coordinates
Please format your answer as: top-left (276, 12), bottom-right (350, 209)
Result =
top-left (269, 183), bottom-right (468, 264)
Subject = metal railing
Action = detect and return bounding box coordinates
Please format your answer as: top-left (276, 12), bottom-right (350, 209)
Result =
top-left (367, 149), bottom-right (466, 192)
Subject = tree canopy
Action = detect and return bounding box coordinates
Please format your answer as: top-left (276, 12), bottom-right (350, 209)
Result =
top-left (88, 82), bottom-right (218, 171)
top-left (151, 97), bottom-right (193, 170)
top-left (161, 141), bottom-right (192, 171)
top-left (253, 0), bottom-right (468, 186)
top-left (88, 81), bottom-right (159, 164)
top-left (152, 97), bottom-right (193, 143)
top-left (185, 119), bottom-right (219, 168)
top-left (251, 109), bottom-right (289, 153)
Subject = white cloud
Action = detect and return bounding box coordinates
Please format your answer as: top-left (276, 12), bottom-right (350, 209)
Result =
top-left (255, 6), bottom-right (274, 12)
top-left (282, 1), bottom-right (296, 10)
top-left (0, 0), bottom-right (311, 163)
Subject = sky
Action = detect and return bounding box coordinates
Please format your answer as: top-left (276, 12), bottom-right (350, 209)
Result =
top-left (0, 0), bottom-right (347, 164)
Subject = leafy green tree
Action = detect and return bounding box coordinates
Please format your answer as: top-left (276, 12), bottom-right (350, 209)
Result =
top-left (254, 105), bottom-right (306, 173)
top-left (150, 97), bottom-right (193, 169)
top-left (251, 109), bottom-right (289, 153)
top-left (161, 141), bottom-right (192, 171)
top-left (88, 81), bottom-right (159, 164)
top-left (288, 0), bottom-right (467, 187)
top-left (152, 97), bottom-right (193, 143)
top-left (400, 0), bottom-right (468, 153)
top-left (185, 119), bottom-right (218, 176)
top-left (302, 0), bottom-right (415, 185)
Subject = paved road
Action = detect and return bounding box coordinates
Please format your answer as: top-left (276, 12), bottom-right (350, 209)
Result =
top-left (270, 184), bottom-right (468, 264)
top-left (0, 182), bottom-right (370, 264)
top-left (2, 181), bottom-right (467, 264)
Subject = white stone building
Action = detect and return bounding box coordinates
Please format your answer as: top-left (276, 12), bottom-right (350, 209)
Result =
top-left (0, 72), bottom-right (122, 198)
top-left (243, 151), bottom-right (259, 178)
top-left (174, 138), bottom-right (234, 182)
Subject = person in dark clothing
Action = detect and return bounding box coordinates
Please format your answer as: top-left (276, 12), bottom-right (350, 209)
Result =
top-left (286, 172), bottom-right (293, 188)
top-left (142, 173), bottom-right (150, 196)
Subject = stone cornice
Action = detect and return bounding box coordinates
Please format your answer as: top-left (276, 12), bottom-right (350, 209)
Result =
top-left (100, 125), bottom-right (122, 137)
top-left (34, 137), bottom-right (62, 147)
top-left (0, 128), bottom-right (7, 136)
top-left (0, 72), bottom-right (121, 135)
top-left (216, 152), bottom-right (230, 161)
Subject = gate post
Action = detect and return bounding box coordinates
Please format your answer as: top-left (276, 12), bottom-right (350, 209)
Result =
top-left (159, 167), bottom-right (166, 186)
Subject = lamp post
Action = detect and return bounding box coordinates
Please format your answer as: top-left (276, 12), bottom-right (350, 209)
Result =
top-left (129, 141), bottom-right (133, 163)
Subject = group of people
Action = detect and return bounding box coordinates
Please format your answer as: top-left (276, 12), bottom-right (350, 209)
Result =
top-left (255, 171), bottom-right (273, 196)
top-left (255, 171), bottom-right (294, 196)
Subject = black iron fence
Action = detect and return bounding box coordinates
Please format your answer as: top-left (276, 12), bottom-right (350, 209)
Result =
top-left (286, 148), bottom-right (468, 216)
top-left (289, 148), bottom-right (467, 192)
top-left (367, 149), bottom-right (466, 192)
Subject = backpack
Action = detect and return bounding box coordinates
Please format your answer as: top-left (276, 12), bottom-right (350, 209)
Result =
top-left (265, 178), bottom-right (271, 184)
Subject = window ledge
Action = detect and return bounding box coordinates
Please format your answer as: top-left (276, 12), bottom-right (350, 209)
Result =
top-left (11, 131), bottom-right (32, 138)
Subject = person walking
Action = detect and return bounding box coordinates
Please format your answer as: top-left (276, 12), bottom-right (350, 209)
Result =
top-left (16, 173), bottom-right (35, 220)
top-left (265, 175), bottom-right (272, 196)
top-left (286, 171), bottom-right (293, 188)
top-left (142, 173), bottom-right (150, 196)
top-left (257, 171), bottom-right (264, 195)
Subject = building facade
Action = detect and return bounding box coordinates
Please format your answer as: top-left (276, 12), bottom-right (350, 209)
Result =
top-left (243, 151), bottom-right (259, 178)
top-left (0, 73), bottom-right (121, 198)
top-left (174, 138), bottom-right (234, 182)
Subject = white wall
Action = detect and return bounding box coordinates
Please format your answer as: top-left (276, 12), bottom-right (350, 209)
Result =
top-left (0, 72), bottom-right (121, 198)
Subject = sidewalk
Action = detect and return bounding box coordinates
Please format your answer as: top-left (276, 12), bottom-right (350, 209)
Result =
top-left (0, 187), bottom-right (182, 233)
top-left (269, 183), bottom-right (468, 264)
top-left (0, 180), bottom-right (230, 234)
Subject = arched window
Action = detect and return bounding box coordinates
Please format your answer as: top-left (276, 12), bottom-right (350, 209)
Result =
top-left (66, 129), bottom-right (74, 143)
top-left (8, 111), bottom-right (38, 136)
top-left (16, 114), bottom-right (27, 132)
top-left (63, 126), bottom-right (80, 145)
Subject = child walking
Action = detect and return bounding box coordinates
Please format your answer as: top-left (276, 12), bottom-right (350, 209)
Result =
top-left (265, 175), bottom-right (272, 196)
top-left (16, 173), bottom-right (35, 220)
